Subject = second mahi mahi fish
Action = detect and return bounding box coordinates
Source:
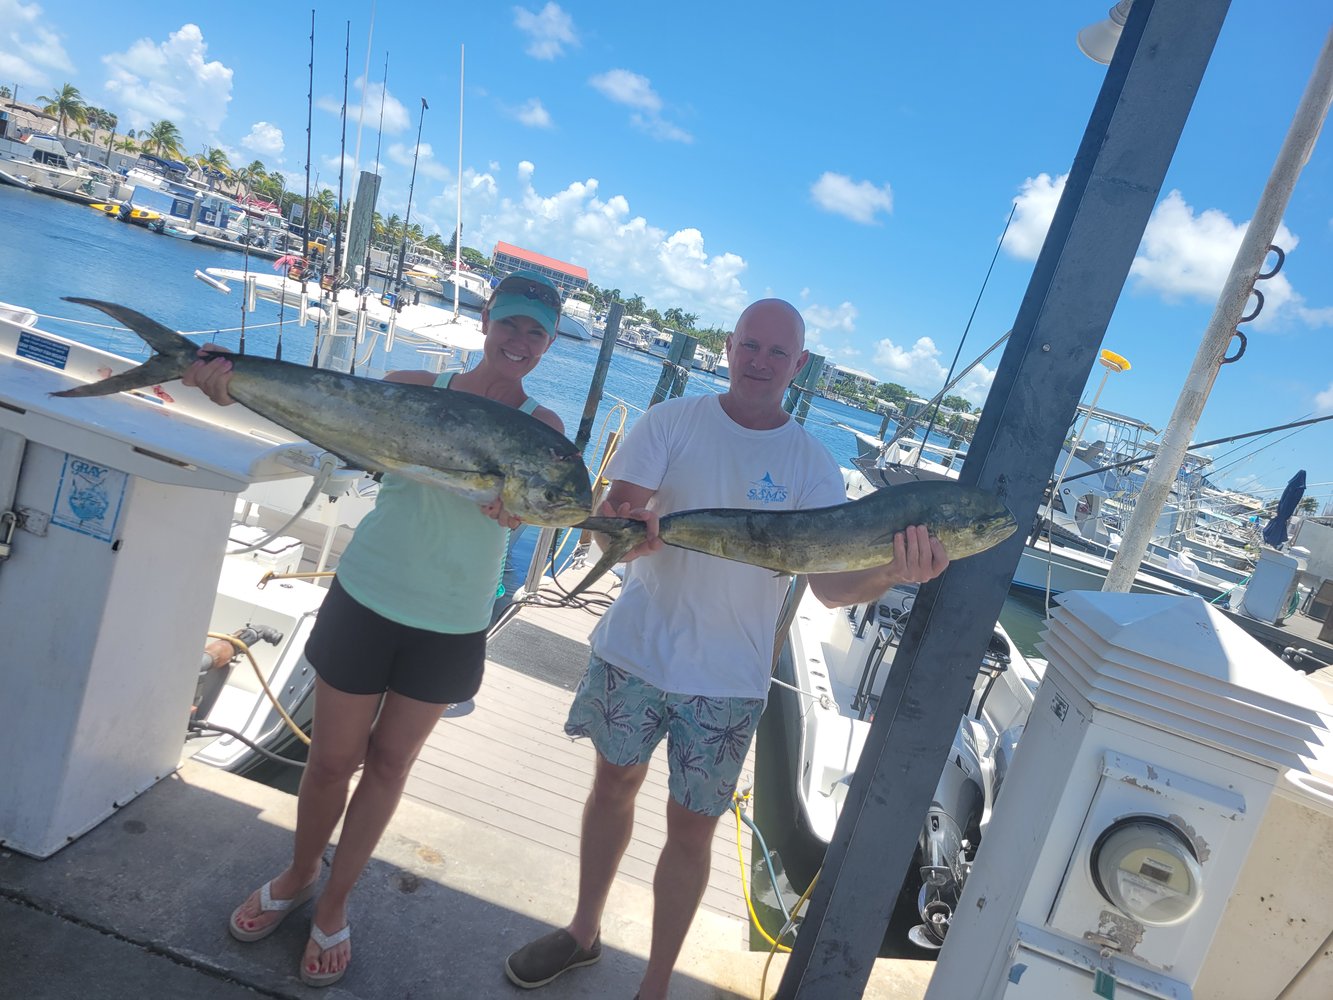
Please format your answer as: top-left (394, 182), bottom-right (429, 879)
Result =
top-left (52, 298), bottom-right (593, 527)
top-left (569, 479), bottom-right (1017, 597)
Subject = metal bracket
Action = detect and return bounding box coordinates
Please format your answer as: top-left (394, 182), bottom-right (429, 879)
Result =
top-left (0, 510), bottom-right (17, 560)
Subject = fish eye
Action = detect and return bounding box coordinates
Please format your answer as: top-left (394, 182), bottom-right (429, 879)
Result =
top-left (544, 487), bottom-right (561, 503)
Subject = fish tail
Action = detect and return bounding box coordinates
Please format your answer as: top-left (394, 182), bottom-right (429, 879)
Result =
top-left (566, 517), bottom-right (647, 599)
top-left (51, 298), bottom-right (199, 398)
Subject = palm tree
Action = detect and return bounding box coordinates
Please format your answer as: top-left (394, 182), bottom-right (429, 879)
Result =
top-left (312, 187), bottom-right (337, 230)
top-left (0, 86), bottom-right (11, 99)
top-left (91, 109), bottom-right (120, 165)
top-left (193, 146), bottom-right (232, 190)
top-left (36, 83), bottom-right (87, 136)
top-left (140, 120), bottom-right (184, 159)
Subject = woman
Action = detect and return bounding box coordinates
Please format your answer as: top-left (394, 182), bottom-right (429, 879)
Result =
top-left (187, 270), bottom-right (568, 987)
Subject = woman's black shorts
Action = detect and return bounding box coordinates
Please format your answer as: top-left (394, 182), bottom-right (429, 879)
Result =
top-left (303, 577), bottom-right (487, 705)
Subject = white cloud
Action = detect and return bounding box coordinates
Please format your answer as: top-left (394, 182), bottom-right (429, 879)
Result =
top-left (805, 302), bottom-right (859, 334)
top-left (867, 335), bottom-right (996, 406)
top-left (0, 1), bottom-right (74, 89)
top-left (240, 121), bottom-right (284, 158)
top-left (387, 140), bottom-right (451, 181)
top-left (590, 68), bottom-right (691, 142)
top-left (316, 77), bottom-right (411, 136)
top-left (513, 98), bottom-right (553, 129)
top-left (458, 163), bottom-right (747, 325)
top-left (1316, 382), bottom-right (1333, 414)
top-left (589, 69), bottom-right (661, 112)
top-left (1131, 190), bottom-right (1303, 327)
top-left (810, 172), bottom-right (893, 225)
top-left (514, 3), bottom-right (578, 60)
top-left (1006, 175), bottom-right (1332, 331)
top-left (630, 112), bottom-right (692, 144)
top-left (1006, 171), bottom-right (1064, 258)
top-left (101, 24), bottom-right (233, 135)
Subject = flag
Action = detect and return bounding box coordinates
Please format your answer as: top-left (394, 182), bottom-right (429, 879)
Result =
top-left (421, 97), bottom-right (429, 111)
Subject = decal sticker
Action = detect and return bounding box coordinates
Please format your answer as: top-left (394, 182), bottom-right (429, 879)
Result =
top-left (51, 455), bottom-right (127, 543)
top-left (17, 331), bottom-right (70, 369)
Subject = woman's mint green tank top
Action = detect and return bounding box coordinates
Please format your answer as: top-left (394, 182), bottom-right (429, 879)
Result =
top-left (333, 373), bottom-right (539, 634)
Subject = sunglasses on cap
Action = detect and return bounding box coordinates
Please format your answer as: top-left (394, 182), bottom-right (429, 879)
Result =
top-left (492, 276), bottom-right (562, 313)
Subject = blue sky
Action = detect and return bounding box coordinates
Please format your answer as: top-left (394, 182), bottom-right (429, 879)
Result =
top-left (4, 1), bottom-right (1333, 511)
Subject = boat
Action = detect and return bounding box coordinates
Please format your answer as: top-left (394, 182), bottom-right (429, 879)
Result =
top-left (777, 577), bottom-right (1044, 949)
top-left (846, 403), bottom-right (1244, 603)
top-left (162, 223), bottom-right (197, 241)
top-left (191, 267), bottom-right (486, 379)
top-left (439, 268), bottom-right (491, 310)
top-left (0, 119), bottom-right (125, 202)
top-left (555, 313), bottom-right (592, 341)
top-left (124, 207), bottom-right (165, 230)
top-left (0, 164), bottom-right (33, 189)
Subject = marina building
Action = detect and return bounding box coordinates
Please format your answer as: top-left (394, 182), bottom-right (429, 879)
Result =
top-left (823, 363), bottom-right (878, 396)
top-left (490, 241), bottom-right (588, 297)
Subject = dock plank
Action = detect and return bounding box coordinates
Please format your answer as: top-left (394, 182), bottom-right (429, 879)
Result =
top-left (401, 601), bottom-right (756, 922)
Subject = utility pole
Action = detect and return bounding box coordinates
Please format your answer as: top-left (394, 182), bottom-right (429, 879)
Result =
top-left (1105, 26), bottom-right (1333, 593)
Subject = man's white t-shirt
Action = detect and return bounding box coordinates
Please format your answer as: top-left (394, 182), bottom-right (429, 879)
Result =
top-left (588, 393), bottom-right (846, 700)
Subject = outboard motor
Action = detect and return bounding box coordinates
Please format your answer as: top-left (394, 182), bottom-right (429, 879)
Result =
top-left (908, 720), bottom-right (986, 950)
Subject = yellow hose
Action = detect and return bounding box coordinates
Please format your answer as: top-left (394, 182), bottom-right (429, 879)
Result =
top-left (731, 790), bottom-right (792, 953)
top-left (206, 631), bottom-right (311, 745)
top-left (760, 867), bottom-right (822, 1000)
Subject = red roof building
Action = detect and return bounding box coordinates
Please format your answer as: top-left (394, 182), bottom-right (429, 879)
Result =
top-left (491, 241), bottom-right (589, 297)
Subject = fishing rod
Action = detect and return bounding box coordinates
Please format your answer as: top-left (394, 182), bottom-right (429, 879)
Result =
top-left (332, 20), bottom-right (350, 292)
top-left (913, 203), bottom-right (1017, 459)
top-left (362, 50), bottom-right (388, 295)
top-left (1057, 411), bottom-right (1333, 485)
top-left (302, 9), bottom-right (319, 367)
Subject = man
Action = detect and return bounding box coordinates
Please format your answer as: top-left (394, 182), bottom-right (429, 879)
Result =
top-left (505, 299), bottom-right (949, 999)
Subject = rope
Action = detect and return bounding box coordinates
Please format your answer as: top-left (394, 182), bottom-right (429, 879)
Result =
top-left (206, 631), bottom-right (310, 745)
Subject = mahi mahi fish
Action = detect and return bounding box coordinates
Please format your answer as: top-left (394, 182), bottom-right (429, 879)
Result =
top-left (52, 298), bottom-right (594, 527)
top-left (569, 479), bottom-right (1017, 597)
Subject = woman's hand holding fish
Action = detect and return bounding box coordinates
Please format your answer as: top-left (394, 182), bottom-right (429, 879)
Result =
top-left (481, 497), bottom-right (524, 530)
top-left (182, 344), bottom-right (235, 405)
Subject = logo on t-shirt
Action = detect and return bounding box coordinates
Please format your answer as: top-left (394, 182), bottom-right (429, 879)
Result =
top-left (747, 472), bottom-right (789, 504)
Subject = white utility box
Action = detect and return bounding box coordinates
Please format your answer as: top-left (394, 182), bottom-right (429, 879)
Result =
top-left (0, 334), bottom-right (303, 857)
top-left (927, 592), bottom-right (1331, 1000)
top-left (1240, 546), bottom-right (1306, 624)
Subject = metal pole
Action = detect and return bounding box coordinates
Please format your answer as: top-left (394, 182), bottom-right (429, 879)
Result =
top-left (1105, 24), bottom-right (1333, 592)
top-left (776, 3), bottom-right (1230, 996)
top-left (394, 97), bottom-right (427, 296)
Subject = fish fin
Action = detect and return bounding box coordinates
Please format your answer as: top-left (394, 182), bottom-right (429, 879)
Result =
top-left (62, 298), bottom-right (198, 359)
top-left (565, 520), bottom-right (646, 600)
top-left (51, 299), bottom-right (198, 398)
top-left (51, 354), bottom-right (195, 398)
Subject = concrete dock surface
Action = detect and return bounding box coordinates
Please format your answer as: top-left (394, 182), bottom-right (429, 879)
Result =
top-left (0, 758), bottom-right (935, 1000)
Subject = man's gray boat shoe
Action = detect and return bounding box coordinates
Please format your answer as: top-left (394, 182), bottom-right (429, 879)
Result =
top-left (504, 928), bottom-right (601, 989)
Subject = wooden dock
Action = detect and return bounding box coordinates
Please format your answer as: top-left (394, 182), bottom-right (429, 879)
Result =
top-left (403, 593), bottom-right (755, 922)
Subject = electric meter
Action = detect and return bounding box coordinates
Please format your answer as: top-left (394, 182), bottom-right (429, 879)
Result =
top-left (1090, 816), bottom-right (1203, 926)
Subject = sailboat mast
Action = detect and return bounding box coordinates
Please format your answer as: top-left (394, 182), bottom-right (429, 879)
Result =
top-left (454, 44), bottom-right (464, 317)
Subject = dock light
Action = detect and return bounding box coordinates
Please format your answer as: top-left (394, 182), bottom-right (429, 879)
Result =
top-left (1077, 0), bottom-right (1135, 64)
